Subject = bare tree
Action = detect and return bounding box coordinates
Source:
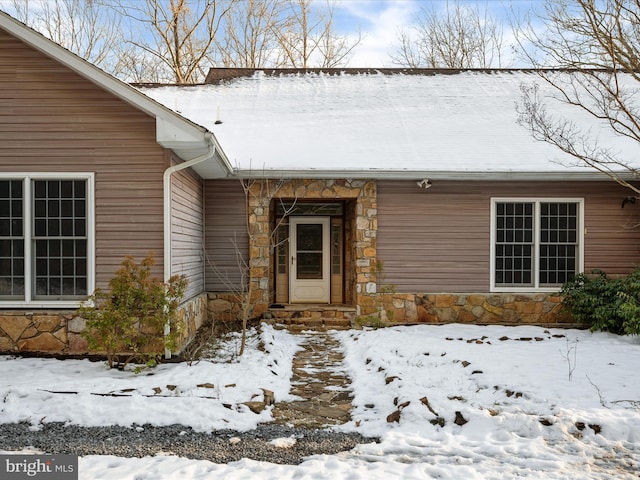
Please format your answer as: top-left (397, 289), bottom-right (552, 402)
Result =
top-left (10, 0), bottom-right (122, 71)
top-left (275, 0), bottom-right (361, 68)
top-left (516, 0), bottom-right (640, 197)
top-left (6, 0), bottom-right (363, 79)
top-left (219, 0), bottom-right (286, 68)
top-left (205, 178), bottom-right (294, 356)
top-left (391, 0), bottom-right (505, 68)
top-left (110, 0), bottom-right (235, 83)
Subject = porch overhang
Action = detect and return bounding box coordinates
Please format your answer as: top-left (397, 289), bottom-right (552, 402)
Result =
top-left (231, 168), bottom-right (638, 182)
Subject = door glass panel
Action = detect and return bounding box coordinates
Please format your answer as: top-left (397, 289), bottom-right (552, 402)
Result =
top-left (276, 223), bottom-right (288, 275)
top-left (296, 223), bottom-right (323, 279)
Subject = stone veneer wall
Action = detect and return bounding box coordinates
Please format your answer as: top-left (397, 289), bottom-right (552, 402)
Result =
top-left (375, 292), bottom-right (576, 326)
top-left (0, 311), bottom-right (83, 353)
top-left (174, 293), bottom-right (209, 353)
top-left (206, 178), bottom-right (577, 327)
top-left (0, 293), bottom-right (208, 355)
top-left (243, 178), bottom-right (378, 319)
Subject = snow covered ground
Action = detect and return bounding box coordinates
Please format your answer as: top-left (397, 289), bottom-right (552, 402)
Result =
top-left (1, 323), bottom-right (639, 479)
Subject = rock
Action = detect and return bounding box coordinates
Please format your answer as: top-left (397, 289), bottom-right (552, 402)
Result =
top-left (385, 375), bottom-right (399, 384)
top-left (197, 383), bottom-right (215, 389)
top-left (589, 424), bottom-right (602, 434)
top-left (243, 402), bottom-right (267, 414)
top-left (454, 411), bottom-right (468, 426)
top-left (420, 396), bottom-right (439, 416)
top-left (261, 388), bottom-right (275, 405)
top-left (1, 316), bottom-right (31, 342)
top-left (67, 333), bottom-right (88, 353)
top-left (17, 332), bottom-right (64, 352)
top-left (67, 316), bottom-right (87, 334)
top-left (0, 336), bottom-right (15, 351)
top-left (386, 410), bottom-right (401, 423)
top-left (33, 315), bottom-right (61, 332)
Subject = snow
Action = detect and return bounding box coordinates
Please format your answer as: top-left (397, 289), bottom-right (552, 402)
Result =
top-left (139, 71), bottom-right (640, 176)
top-left (0, 325), bottom-right (302, 432)
top-left (2, 323), bottom-right (640, 479)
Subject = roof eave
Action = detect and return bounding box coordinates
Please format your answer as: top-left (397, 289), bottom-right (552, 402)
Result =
top-left (232, 169), bottom-right (635, 181)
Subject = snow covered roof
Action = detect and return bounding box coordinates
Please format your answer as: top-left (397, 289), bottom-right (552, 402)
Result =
top-left (139, 69), bottom-right (640, 180)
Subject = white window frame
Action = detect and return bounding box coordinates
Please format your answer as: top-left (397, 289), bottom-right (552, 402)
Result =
top-left (490, 197), bottom-right (584, 293)
top-left (0, 173), bottom-right (95, 308)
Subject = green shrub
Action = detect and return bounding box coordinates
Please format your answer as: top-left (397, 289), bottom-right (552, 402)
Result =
top-left (560, 268), bottom-right (640, 335)
top-left (78, 255), bottom-right (188, 370)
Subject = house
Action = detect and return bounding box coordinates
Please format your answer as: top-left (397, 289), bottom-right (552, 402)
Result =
top-left (0, 11), bottom-right (231, 354)
top-left (2, 10), bottom-right (640, 355)
top-left (137, 68), bottom-right (640, 329)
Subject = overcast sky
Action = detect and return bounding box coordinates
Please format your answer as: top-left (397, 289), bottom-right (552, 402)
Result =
top-left (332, 0), bottom-right (539, 67)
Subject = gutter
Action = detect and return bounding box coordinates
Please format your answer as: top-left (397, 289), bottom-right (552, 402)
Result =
top-left (231, 169), bottom-right (639, 182)
top-left (163, 132), bottom-right (216, 358)
top-left (163, 132), bottom-right (216, 282)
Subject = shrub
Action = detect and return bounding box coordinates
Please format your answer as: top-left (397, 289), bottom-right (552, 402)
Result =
top-left (78, 255), bottom-right (188, 369)
top-left (560, 268), bottom-right (640, 335)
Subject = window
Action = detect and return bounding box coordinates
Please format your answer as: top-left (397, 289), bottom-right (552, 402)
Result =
top-left (0, 175), bottom-right (93, 305)
top-left (0, 180), bottom-right (24, 298)
top-left (491, 199), bottom-right (582, 291)
top-left (331, 221), bottom-right (342, 275)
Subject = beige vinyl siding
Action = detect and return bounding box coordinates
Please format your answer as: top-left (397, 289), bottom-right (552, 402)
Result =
top-left (204, 180), bottom-right (248, 291)
top-left (583, 186), bottom-right (640, 273)
top-left (171, 159), bottom-right (204, 299)
top-left (0, 28), bottom-right (166, 288)
top-left (377, 180), bottom-right (640, 292)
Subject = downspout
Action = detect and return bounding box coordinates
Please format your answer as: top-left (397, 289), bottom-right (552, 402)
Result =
top-left (163, 132), bottom-right (216, 358)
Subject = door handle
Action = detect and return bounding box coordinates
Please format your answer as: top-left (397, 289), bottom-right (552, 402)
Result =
top-left (291, 256), bottom-right (296, 265)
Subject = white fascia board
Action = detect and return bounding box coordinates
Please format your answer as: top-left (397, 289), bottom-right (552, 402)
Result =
top-left (232, 169), bottom-right (635, 181)
top-left (156, 115), bottom-right (208, 147)
top-left (0, 11), bottom-right (232, 169)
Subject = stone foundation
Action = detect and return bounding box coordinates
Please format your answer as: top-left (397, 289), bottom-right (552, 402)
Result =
top-left (207, 291), bottom-right (575, 327)
top-left (0, 293), bottom-right (209, 355)
top-left (0, 311), bottom-right (82, 354)
top-left (375, 292), bottom-right (576, 326)
top-left (207, 292), bottom-right (244, 322)
top-left (175, 293), bottom-right (209, 353)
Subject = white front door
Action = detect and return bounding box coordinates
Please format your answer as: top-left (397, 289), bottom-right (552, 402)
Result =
top-left (289, 217), bottom-right (330, 303)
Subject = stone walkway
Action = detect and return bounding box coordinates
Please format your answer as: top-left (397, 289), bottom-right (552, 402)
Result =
top-left (271, 331), bottom-right (353, 429)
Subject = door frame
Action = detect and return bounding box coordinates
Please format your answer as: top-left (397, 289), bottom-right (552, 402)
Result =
top-left (289, 216), bottom-right (331, 303)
